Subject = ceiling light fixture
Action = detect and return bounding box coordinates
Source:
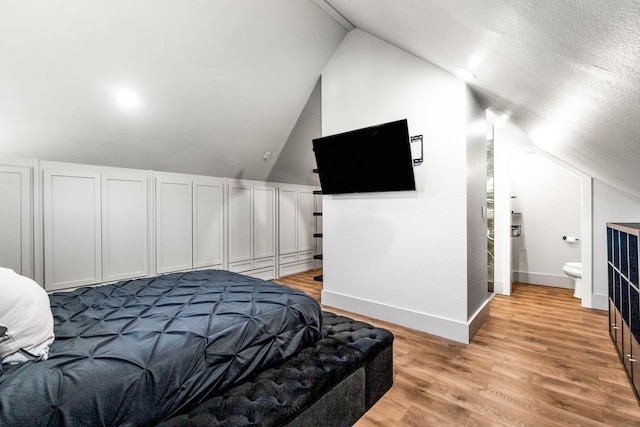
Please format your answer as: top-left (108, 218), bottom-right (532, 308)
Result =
top-left (455, 67), bottom-right (477, 82)
top-left (112, 86), bottom-right (142, 112)
top-left (488, 109), bottom-right (510, 128)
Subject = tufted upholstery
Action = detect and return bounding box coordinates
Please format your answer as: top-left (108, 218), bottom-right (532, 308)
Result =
top-left (160, 312), bottom-right (394, 427)
top-left (0, 270), bottom-right (322, 426)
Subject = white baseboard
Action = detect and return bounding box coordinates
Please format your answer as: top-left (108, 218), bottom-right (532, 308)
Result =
top-left (590, 293), bottom-right (608, 311)
top-left (469, 296), bottom-right (493, 341)
top-left (512, 271), bottom-right (573, 289)
top-left (321, 290), bottom-right (491, 344)
top-left (493, 280), bottom-right (504, 294)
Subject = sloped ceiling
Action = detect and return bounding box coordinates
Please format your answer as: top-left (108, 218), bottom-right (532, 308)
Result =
top-left (3, 1), bottom-right (639, 197)
top-left (0, 0), bottom-right (346, 180)
top-left (323, 0), bottom-right (640, 200)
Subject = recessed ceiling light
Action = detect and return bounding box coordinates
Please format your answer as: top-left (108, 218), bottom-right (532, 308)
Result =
top-left (455, 67), bottom-right (477, 81)
top-left (112, 86), bottom-right (142, 111)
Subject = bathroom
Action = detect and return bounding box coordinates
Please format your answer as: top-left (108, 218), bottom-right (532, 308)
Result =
top-left (509, 150), bottom-right (583, 297)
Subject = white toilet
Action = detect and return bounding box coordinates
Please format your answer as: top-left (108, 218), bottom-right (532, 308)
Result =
top-left (562, 262), bottom-right (582, 298)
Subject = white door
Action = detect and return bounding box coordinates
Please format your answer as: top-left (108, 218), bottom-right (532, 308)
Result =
top-left (156, 174), bottom-right (192, 273)
top-left (278, 186), bottom-right (298, 255)
top-left (254, 184), bottom-right (276, 259)
top-left (102, 171), bottom-right (149, 282)
top-left (44, 170), bottom-right (102, 290)
top-left (297, 187), bottom-right (314, 252)
top-left (193, 177), bottom-right (225, 268)
top-left (228, 182), bottom-right (253, 263)
top-left (0, 165), bottom-right (32, 277)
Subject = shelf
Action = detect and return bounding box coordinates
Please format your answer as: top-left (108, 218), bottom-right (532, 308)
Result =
top-left (313, 165), bottom-right (322, 282)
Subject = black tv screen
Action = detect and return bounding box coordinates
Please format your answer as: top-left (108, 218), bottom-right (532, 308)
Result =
top-left (312, 119), bottom-right (416, 195)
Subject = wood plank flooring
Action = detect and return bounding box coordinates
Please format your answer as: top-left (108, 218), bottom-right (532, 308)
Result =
top-left (274, 270), bottom-right (640, 426)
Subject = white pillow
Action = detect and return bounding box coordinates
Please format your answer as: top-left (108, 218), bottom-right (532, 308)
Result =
top-left (0, 267), bottom-right (55, 361)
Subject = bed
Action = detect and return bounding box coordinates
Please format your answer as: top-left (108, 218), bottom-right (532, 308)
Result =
top-left (0, 269), bottom-right (394, 426)
top-left (0, 269), bottom-right (323, 425)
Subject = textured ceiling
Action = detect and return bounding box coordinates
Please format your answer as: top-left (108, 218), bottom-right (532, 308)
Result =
top-left (325, 0), bottom-right (640, 200)
top-left (2, 1), bottom-right (638, 196)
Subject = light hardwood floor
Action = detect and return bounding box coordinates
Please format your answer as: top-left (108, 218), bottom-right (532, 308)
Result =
top-left (274, 270), bottom-right (640, 426)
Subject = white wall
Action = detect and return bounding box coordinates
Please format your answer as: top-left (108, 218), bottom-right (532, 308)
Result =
top-left (592, 180), bottom-right (640, 309)
top-left (267, 79), bottom-right (322, 186)
top-left (320, 30), bottom-right (487, 343)
top-left (466, 88), bottom-right (489, 318)
top-left (0, 1), bottom-right (346, 184)
top-left (493, 120), bottom-right (593, 307)
top-left (510, 151), bottom-right (582, 287)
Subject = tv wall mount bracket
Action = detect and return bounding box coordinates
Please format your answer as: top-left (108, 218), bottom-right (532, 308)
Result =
top-left (410, 134), bottom-right (423, 166)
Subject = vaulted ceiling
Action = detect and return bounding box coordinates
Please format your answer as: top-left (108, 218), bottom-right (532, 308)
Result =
top-left (2, 1), bottom-right (639, 199)
top-left (0, 1), bottom-right (345, 180)
top-left (321, 0), bottom-right (640, 200)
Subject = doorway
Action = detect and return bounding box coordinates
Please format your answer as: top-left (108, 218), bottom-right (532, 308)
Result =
top-left (496, 145), bottom-right (592, 307)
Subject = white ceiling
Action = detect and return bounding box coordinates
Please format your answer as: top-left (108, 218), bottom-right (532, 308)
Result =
top-left (323, 0), bottom-right (640, 200)
top-left (2, 1), bottom-right (639, 197)
top-left (0, 0), bottom-right (346, 180)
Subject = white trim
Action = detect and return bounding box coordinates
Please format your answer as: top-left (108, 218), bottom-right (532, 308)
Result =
top-left (468, 297), bottom-right (492, 342)
top-left (497, 142), bottom-right (594, 307)
top-left (493, 279), bottom-right (504, 294)
top-left (512, 271), bottom-right (573, 289)
top-left (310, 0), bottom-right (355, 30)
top-left (590, 293), bottom-right (608, 311)
top-left (580, 177), bottom-right (593, 308)
top-left (322, 290), bottom-right (491, 344)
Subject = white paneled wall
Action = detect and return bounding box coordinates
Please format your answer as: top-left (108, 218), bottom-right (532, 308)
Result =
top-left (43, 167), bottom-right (102, 291)
top-left (41, 163), bottom-right (153, 291)
top-left (278, 183), bottom-right (315, 277)
top-left (193, 178), bottom-right (225, 269)
top-left (155, 173), bottom-right (194, 274)
top-left (228, 180), bottom-right (254, 266)
top-left (155, 173), bottom-right (227, 274)
top-left (0, 160), bottom-right (33, 277)
top-left (102, 171), bottom-right (150, 282)
top-left (227, 179), bottom-right (277, 280)
top-left (1, 158), bottom-right (315, 291)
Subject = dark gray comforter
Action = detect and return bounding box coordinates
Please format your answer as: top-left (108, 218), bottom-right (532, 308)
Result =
top-left (0, 270), bottom-right (322, 426)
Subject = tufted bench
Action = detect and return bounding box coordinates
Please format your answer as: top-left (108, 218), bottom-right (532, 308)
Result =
top-left (160, 312), bottom-right (394, 427)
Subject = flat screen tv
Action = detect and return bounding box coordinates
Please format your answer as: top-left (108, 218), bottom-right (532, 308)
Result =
top-left (312, 119), bottom-right (416, 195)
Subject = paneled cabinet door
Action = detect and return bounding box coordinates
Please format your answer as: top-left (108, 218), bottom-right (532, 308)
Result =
top-left (253, 183), bottom-right (276, 259)
top-left (102, 171), bottom-right (150, 282)
top-left (193, 177), bottom-right (225, 268)
top-left (0, 164), bottom-right (32, 277)
top-left (278, 186), bottom-right (298, 255)
top-left (297, 187), bottom-right (314, 252)
top-left (156, 174), bottom-right (193, 274)
top-left (228, 181), bottom-right (253, 264)
top-left (44, 170), bottom-right (102, 290)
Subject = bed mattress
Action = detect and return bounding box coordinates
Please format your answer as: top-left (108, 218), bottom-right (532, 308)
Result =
top-left (0, 269), bottom-right (322, 426)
